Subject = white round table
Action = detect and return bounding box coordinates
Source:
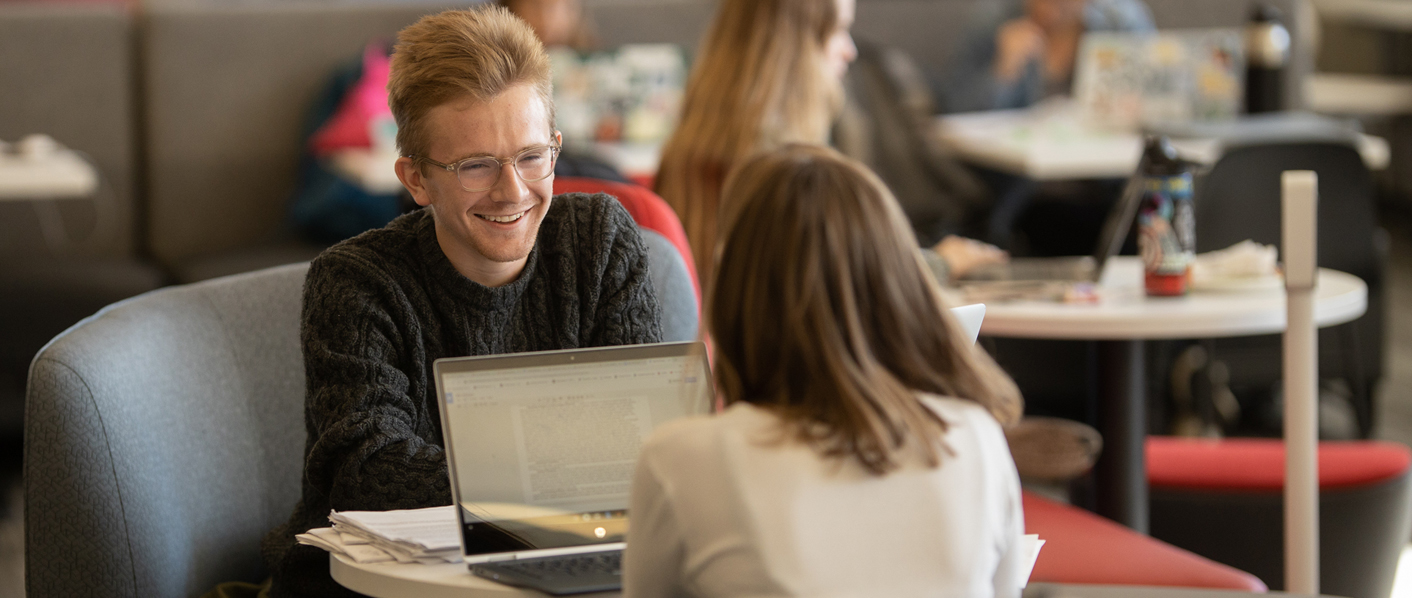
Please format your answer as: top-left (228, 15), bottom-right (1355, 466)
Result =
top-left (978, 258), bottom-right (1366, 339)
top-left (330, 553), bottom-right (620, 598)
top-left (968, 257), bottom-right (1367, 532)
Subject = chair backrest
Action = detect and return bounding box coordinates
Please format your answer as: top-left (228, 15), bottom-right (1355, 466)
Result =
top-left (1195, 140), bottom-right (1384, 385)
top-left (640, 229), bottom-right (699, 342)
top-left (1196, 141), bottom-right (1378, 283)
top-left (25, 263), bottom-right (309, 598)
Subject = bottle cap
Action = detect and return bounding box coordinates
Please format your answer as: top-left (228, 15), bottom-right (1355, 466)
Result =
top-left (1142, 136), bottom-right (1187, 177)
top-left (1246, 2), bottom-right (1290, 67)
top-left (1249, 2), bottom-right (1282, 24)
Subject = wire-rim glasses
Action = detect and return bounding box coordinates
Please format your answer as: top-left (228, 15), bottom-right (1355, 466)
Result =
top-left (409, 143), bottom-right (561, 192)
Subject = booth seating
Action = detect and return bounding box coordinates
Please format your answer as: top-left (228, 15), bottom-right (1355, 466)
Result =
top-left (1023, 491), bottom-right (1267, 591)
top-left (1147, 436), bottom-right (1412, 598)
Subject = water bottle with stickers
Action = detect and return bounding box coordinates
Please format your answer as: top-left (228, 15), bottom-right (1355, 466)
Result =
top-left (1137, 137), bottom-right (1195, 296)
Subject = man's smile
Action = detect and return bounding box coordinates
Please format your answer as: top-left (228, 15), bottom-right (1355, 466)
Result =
top-left (475, 209), bottom-right (530, 224)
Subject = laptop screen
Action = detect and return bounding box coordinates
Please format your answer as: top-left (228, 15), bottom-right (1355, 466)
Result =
top-left (434, 341), bottom-right (712, 560)
top-left (1073, 29), bottom-right (1243, 130)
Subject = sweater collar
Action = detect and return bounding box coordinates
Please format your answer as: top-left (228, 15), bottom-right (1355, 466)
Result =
top-left (414, 209), bottom-right (537, 313)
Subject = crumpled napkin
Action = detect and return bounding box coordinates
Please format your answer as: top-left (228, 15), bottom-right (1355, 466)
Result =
top-left (1192, 240), bottom-right (1279, 282)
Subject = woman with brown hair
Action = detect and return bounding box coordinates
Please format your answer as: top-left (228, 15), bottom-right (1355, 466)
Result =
top-left (654, 0), bottom-right (855, 287)
top-left (655, 0), bottom-right (1004, 291)
top-left (625, 145), bottom-right (1028, 597)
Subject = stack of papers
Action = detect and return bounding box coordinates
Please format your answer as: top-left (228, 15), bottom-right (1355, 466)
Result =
top-left (296, 505), bottom-right (462, 564)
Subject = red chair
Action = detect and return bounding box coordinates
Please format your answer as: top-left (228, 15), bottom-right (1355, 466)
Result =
top-left (1147, 436), bottom-right (1412, 598)
top-left (553, 177), bottom-right (699, 302)
top-left (1024, 491), bottom-right (1266, 591)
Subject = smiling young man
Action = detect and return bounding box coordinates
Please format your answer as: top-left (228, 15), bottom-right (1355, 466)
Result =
top-left (260, 7), bottom-right (661, 597)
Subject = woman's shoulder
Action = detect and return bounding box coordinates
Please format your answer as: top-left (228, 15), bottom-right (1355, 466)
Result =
top-left (917, 393), bottom-right (1007, 439)
top-left (640, 404), bottom-right (777, 460)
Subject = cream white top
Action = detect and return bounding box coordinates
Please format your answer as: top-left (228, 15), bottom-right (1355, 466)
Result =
top-left (623, 394), bottom-right (1025, 598)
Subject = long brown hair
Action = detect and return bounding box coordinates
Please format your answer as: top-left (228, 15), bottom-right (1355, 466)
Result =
top-left (654, 0), bottom-right (844, 288)
top-left (710, 145), bottom-right (1023, 475)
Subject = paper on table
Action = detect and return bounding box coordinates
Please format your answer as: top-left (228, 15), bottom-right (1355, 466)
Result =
top-left (295, 505), bottom-right (464, 564)
top-left (1021, 534), bottom-right (1046, 587)
top-left (296, 528), bottom-right (397, 564)
top-left (329, 505), bottom-right (460, 551)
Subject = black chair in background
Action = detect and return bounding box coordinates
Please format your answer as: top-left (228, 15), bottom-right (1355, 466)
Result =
top-left (1190, 140), bottom-right (1385, 437)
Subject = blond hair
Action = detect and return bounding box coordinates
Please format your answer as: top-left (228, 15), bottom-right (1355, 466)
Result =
top-left (711, 145), bottom-right (1023, 475)
top-left (389, 6), bottom-right (554, 160)
top-left (654, 0), bottom-right (844, 287)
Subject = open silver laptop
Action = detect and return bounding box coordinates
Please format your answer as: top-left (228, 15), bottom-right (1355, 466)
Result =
top-left (433, 341), bottom-right (713, 594)
top-left (955, 148), bottom-right (1149, 294)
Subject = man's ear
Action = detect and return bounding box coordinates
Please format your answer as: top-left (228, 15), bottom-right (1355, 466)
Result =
top-left (395, 157), bottom-right (434, 207)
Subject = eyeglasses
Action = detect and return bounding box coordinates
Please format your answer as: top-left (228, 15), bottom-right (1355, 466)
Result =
top-left (409, 143), bottom-right (561, 192)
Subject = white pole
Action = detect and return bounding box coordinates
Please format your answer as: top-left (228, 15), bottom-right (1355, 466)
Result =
top-left (1282, 170), bottom-right (1319, 594)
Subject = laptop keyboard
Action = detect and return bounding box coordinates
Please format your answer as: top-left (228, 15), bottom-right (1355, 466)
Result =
top-left (474, 550), bottom-right (622, 581)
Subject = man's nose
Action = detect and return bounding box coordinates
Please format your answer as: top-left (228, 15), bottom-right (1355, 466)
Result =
top-left (491, 161), bottom-right (529, 201)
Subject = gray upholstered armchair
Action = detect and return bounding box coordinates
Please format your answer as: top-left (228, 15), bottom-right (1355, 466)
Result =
top-left (25, 263), bottom-right (308, 597)
top-left (24, 234), bottom-right (696, 597)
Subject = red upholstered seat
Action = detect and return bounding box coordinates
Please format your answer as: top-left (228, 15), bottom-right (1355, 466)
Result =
top-left (1148, 436), bottom-right (1412, 491)
top-left (1023, 491), bottom-right (1267, 591)
top-left (553, 177), bottom-right (699, 302)
top-left (1145, 436), bottom-right (1412, 598)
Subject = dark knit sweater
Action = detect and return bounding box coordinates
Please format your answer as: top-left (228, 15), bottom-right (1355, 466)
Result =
top-left (263, 193), bottom-right (662, 598)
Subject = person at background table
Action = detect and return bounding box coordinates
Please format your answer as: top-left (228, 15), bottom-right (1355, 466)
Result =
top-left (259, 7), bottom-right (661, 598)
top-left (654, 0), bottom-right (1006, 288)
top-left (499, 0), bottom-right (645, 184)
top-left (938, 0), bottom-right (1153, 253)
top-left (939, 0), bottom-right (1153, 114)
top-left (625, 144), bottom-right (1027, 597)
top-left (499, 0), bottom-right (594, 50)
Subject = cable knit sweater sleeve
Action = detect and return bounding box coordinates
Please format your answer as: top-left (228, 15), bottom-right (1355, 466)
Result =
top-left (299, 249), bottom-right (451, 513)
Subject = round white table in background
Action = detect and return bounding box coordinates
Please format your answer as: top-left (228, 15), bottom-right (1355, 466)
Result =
top-left (330, 553), bottom-right (620, 598)
top-left (969, 257), bottom-right (1367, 533)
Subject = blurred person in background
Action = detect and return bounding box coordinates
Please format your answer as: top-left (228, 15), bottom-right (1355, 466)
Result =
top-left (499, 0), bottom-right (596, 51)
top-left (625, 144), bottom-right (1027, 597)
top-left (501, 0), bottom-right (640, 183)
top-left (939, 0), bottom-right (1153, 254)
top-left (940, 0), bottom-right (1153, 113)
top-left (654, 0), bottom-right (1006, 289)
